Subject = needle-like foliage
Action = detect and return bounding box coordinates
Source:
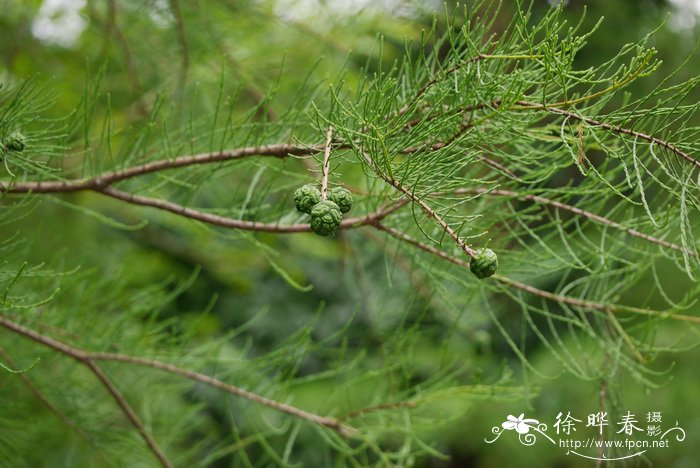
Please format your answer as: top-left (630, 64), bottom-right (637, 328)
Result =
top-left (0, 1), bottom-right (698, 466)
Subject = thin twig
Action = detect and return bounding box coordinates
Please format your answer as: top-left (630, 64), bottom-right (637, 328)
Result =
top-left (320, 126), bottom-right (333, 200)
top-left (1, 138), bottom-right (689, 255)
top-left (512, 100), bottom-right (700, 170)
top-left (400, 122), bottom-right (473, 154)
top-left (403, 98), bottom-right (699, 170)
top-left (0, 318), bottom-right (172, 467)
top-left (90, 352), bottom-right (356, 437)
top-left (452, 188), bottom-right (696, 256)
top-left (84, 359), bottom-right (173, 467)
top-left (98, 186), bottom-right (407, 232)
top-left (0, 315), bottom-right (356, 438)
top-left (374, 223), bottom-right (700, 324)
top-left (360, 150), bottom-right (477, 257)
top-left (388, 179), bottom-right (477, 258)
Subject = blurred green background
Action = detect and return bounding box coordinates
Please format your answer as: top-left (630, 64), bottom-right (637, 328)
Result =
top-left (1, 1), bottom-right (699, 466)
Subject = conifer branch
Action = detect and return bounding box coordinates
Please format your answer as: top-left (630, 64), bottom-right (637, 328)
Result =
top-left (395, 54), bottom-right (486, 117)
top-left (91, 352), bottom-right (358, 437)
top-left (389, 178), bottom-right (478, 258)
top-left (0, 137), bottom-right (690, 255)
top-left (412, 99), bottom-right (700, 169)
top-left (400, 122), bottom-right (474, 154)
top-left (98, 186), bottom-right (407, 232)
top-left (375, 223), bottom-right (700, 324)
top-left (6, 3), bottom-right (700, 462)
top-left (0, 315), bottom-right (357, 438)
top-left (0, 317), bottom-right (172, 467)
top-left (359, 150), bottom-right (478, 258)
top-left (452, 188), bottom-right (696, 256)
top-left (396, 53), bottom-right (542, 118)
top-left (508, 100), bottom-right (700, 170)
top-left (475, 155), bottom-right (522, 180)
top-left (0, 144), bottom-right (323, 194)
top-left (547, 53), bottom-right (655, 108)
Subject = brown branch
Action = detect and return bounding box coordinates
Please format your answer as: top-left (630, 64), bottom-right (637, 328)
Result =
top-left (0, 315), bottom-right (356, 438)
top-left (0, 144), bottom-right (321, 194)
top-left (320, 127), bottom-right (333, 200)
top-left (2, 137), bottom-right (688, 255)
top-left (374, 223), bottom-right (700, 324)
top-left (98, 186), bottom-right (407, 233)
top-left (90, 352), bottom-right (356, 437)
top-left (12, 95), bottom-right (684, 199)
top-left (0, 317), bottom-right (172, 467)
top-left (84, 360), bottom-right (172, 467)
top-left (452, 188), bottom-right (696, 256)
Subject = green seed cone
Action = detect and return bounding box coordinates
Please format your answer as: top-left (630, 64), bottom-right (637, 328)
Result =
top-left (310, 200), bottom-right (343, 236)
top-left (470, 248), bottom-right (498, 279)
top-left (329, 186), bottom-right (353, 213)
top-left (293, 184), bottom-right (321, 214)
top-left (4, 131), bottom-right (26, 152)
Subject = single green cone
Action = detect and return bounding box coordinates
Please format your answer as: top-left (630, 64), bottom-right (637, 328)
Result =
top-left (4, 131), bottom-right (26, 152)
top-left (293, 184), bottom-right (321, 214)
top-left (310, 200), bottom-right (343, 236)
top-left (329, 186), bottom-right (353, 213)
top-left (470, 248), bottom-right (498, 279)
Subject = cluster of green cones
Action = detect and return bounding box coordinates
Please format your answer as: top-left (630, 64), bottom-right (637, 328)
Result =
top-left (293, 185), bottom-right (353, 236)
